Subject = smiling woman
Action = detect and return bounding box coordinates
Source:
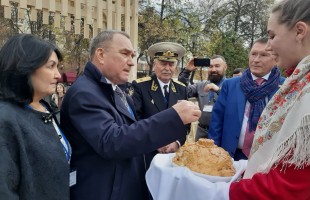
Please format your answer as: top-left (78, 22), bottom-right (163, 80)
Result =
top-left (0, 34), bottom-right (70, 199)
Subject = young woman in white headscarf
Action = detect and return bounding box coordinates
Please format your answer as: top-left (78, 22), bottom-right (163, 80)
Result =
top-left (230, 0), bottom-right (310, 198)
top-left (146, 0), bottom-right (310, 199)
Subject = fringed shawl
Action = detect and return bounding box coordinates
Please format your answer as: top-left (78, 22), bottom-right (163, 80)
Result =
top-left (244, 55), bottom-right (310, 178)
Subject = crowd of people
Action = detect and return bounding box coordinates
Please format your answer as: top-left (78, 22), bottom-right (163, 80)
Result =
top-left (0, 0), bottom-right (309, 199)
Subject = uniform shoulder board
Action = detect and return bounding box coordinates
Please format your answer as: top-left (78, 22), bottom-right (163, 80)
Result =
top-left (173, 79), bottom-right (186, 87)
top-left (135, 76), bottom-right (151, 83)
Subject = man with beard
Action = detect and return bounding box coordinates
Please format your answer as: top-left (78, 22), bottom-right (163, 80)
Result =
top-left (208, 37), bottom-right (285, 160)
top-left (178, 55), bottom-right (227, 141)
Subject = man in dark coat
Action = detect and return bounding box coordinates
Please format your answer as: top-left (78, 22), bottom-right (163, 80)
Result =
top-left (131, 42), bottom-right (188, 169)
top-left (60, 30), bottom-right (201, 200)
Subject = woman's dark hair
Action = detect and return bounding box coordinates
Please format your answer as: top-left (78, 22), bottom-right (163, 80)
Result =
top-left (233, 68), bottom-right (244, 75)
top-left (0, 34), bottom-right (63, 104)
top-left (56, 82), bottom-right (66, 95)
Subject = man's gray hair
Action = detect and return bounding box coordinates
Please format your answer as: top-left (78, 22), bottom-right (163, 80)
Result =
top-left (252, 37), bottom-right (268, 46)
top-left (89, 30), bottom-right (130, 59)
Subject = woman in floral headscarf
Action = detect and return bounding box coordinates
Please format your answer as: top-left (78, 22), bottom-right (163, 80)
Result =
top-left (146, 0), bottom-right (310, 199)
top-left (230, 0), bottom-right (310, 198)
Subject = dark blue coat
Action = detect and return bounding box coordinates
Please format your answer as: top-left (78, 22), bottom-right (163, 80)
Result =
top-left (208, 75), bottom-right (285, 157)
top-left (60, 62), bottom-right (187, 200)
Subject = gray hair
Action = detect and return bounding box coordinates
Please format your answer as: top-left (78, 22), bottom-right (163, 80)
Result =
top-left (253, 37), bottom-right (268, 45)
top-left (89, 30), bottom-right (130, 59)
top-left (272, 0), bottom-right (310, 29)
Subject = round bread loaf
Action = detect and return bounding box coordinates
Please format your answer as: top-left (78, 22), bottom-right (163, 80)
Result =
top-left (172, 139), bottom-right (235, 177)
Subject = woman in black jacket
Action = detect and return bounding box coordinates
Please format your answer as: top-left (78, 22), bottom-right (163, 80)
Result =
top-left (0, 34), bottom-right (71, 200)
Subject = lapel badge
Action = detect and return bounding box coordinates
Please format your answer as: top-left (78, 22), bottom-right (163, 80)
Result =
top-left (151, 99), bottom-right (154, 104)
top-left (171, 82), bottom-right (176, 93)
top-left (151, 80), bottom-right (158, 91)
top-left (128, 86), bottom-right (134, 96)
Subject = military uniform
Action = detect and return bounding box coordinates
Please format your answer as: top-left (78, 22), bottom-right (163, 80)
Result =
top-left (131, 75), bottom-right (188, 168)
top-left (132, 75), bottom-right (187, 120)
top-left (131, 41), bottom-right (188, 169)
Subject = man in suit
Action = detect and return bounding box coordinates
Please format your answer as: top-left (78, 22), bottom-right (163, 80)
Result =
top-left (60, 30), bottom-right (201, 200)
top-left (208, 37), bottom-right (285, 160)
top-left (131, 42), bottom-right (188, 168)
top-left (178, 55), bottom-right (228, 141)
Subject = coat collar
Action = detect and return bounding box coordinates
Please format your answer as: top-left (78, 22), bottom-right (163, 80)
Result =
top-left (149, 75), bottom-right (180, 111)
top-left (149, 75), bottom-right (177, 93)
top-left (83, 62), bottom-right (136, 121)
top-left (83, 61), bottom-right (110, 86)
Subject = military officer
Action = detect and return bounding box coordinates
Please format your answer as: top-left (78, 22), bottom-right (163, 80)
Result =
top-left (131, 42), bottom-right (188, 169)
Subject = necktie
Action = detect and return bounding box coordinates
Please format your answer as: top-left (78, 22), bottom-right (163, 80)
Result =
top-left (242, 78), bottom-right (266, 157)
top-left (163, 85), bottom-right (169, 103)
top-left (115, 86), bottom-right (134, 117)
top-left (255, 77), bottom-right (265, 86)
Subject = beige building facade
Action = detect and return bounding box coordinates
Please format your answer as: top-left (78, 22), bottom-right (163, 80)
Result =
top-left (0, 0), bottom-right (139, 80)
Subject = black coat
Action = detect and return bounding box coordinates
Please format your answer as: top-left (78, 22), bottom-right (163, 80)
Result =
top-left (0, 100), bottom-right (69, 200)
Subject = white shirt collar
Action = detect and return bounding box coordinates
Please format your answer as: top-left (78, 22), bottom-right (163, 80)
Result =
top-left (157, 78), bottom-right (171, 90)
top-left (105, 77), bottom-right (117, 90)
top-left (251, 71), bottom-right (271, 81)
